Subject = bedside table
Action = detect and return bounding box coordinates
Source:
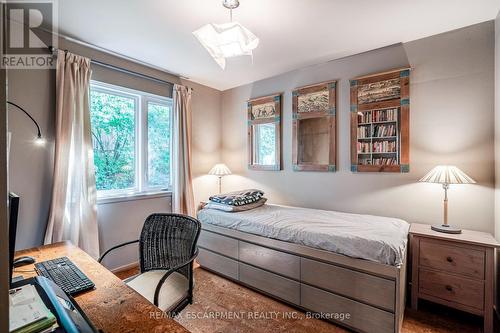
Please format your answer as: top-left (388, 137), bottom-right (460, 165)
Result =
top-left (410, 223), bottom-right (499, 333)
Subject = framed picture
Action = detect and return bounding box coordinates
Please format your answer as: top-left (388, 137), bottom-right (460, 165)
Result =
top-left (292, 80), bottom-right (337, 172)
top-left (350, 68), bottom-right (410, 173)
top-left (247, 93), bottom-right (282, 171)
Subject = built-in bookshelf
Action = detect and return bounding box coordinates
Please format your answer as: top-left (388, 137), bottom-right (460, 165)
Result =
top-left (356, 107), bottom-right (399, 166)
top-left (350, 68), bottom-right (410, 172)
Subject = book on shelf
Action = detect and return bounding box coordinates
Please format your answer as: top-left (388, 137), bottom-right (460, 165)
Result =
top-left (357, 141), bottom-right (397, 154)
top-left (357, 142), bottom-right (371, 153)
top-left (357, 126), bottom-right (370, 138)
top-left (373, 108), bottom-right (397, 122)
top-left (373, 124), bottom-right (396, 137)
top-left (372, 141), bottom-right (396, 153)
top-left (357, 108), bottom-right (398, 124)
top-left (373, 157), bottom-right (397, 165)
top-left (359, 157), bottom-right (397, 166)
top-left (357, 111), bottom-right (372, 124)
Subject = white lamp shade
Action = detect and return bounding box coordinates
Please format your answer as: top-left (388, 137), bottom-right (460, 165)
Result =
top-left (209, 163), bottom-right (232, 177)
top-left (419, 165), bottom-right (476, 184)
top-left (193, 22), bottom-right (259, 69)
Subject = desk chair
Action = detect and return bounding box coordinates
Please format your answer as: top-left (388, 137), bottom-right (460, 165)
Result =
top-left (99, 213), bottom-right (201, 315)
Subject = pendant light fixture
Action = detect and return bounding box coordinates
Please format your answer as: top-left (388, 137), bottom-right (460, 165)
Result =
top-left (193, 0), bottom-right (259, 69)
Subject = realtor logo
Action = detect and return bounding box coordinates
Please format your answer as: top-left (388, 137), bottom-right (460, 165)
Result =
top-left (1, 0), bottom-right (57, 69)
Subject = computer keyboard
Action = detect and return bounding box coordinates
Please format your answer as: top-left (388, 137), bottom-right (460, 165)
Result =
top-left (35, 257), bottom-right (95, 295)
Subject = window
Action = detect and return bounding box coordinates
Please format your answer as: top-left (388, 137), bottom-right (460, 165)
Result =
top-left (253, 123), bottom-right (276, 165)
top-left (90, 81), bottom-right (172, 199)
top-left (247, 94), bottom-right (282, 171)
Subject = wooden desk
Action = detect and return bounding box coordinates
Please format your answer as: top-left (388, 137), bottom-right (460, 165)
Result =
top-left (13, 241), bottom-right (189, 333)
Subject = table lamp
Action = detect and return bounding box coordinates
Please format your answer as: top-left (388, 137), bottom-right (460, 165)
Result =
top-left (419, 165), bottom-right (476, 234)
top-left (209, 163), bottom-right (232, 194)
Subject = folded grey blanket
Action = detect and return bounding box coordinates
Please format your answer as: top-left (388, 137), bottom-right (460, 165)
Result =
top-left (209, 189), bottom-right (264, 206)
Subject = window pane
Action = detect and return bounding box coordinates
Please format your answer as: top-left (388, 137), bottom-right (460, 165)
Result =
top-left (147, 102), bottom-right (171, 188)
top-left (90, 90), bottom-right (136, 192)
top-left (254, 123), bottom-right (276, 165)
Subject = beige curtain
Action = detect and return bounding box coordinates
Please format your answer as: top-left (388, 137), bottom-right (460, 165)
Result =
top-left (45, 50), bottom-right (99, 259)
top-left (172, 84), bottom-right (195, 216)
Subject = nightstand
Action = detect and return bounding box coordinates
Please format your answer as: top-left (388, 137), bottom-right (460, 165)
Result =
top-left (410, 223), bottom-right (499, 333)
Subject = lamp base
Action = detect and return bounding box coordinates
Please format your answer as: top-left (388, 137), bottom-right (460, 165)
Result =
top-left (431, 224), bottom-right (462, 234)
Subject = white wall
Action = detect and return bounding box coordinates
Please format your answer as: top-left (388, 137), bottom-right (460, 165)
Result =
top-left (221, 22), bottom-right (495, 233)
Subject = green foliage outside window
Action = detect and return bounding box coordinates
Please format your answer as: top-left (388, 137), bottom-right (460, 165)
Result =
top-left (256, 123), bottom-right (276, 165)
top-left (90, 90), bottom-right (135, 191)
top-left (148, 103), bottom-right (171, 187)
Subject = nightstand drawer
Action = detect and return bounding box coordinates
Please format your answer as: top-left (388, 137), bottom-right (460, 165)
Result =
top-left (419, 269), bottom-right (484, 310)
top-left (419, 239), bottom-right (484, 279)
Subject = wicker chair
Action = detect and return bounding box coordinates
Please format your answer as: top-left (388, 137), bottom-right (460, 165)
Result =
top-left (98, 213), bottom-right (201, 315)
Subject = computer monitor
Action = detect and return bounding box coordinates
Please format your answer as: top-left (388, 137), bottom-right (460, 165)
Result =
top-left (8, 192), bottom-right (19, 287)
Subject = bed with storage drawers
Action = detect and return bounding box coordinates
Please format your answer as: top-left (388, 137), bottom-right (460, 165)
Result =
top-left (196, 204), bottom-right (409, 333)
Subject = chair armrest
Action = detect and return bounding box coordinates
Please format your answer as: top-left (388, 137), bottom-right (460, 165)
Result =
top-left (98, 239), bottom-right (140, 263)
top-left (153, 248), bottom-right (199, 307)
top-left (169, 248), bottom-right (199, 273)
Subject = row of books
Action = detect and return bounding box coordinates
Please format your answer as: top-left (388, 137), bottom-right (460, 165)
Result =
top-left (359, 157), bottom-right (398, 165)
top-left (357, 125), bottom-right (397, 139)
top-left (357, 126), bottom-right (371, 138)
top-left (357, 142), bottom-right (371, 153)
top-left (357, 108), bottom-right (398, 123)
top-left (373, 124), bottom-right (396, 137)
top-left (357, 141), bottom-right (397, 153)
top-left (373, 141), bottom-right (397, 153)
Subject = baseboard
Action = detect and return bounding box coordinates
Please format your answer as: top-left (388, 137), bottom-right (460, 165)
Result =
top-left (110, 261), bottom-right (139, 273)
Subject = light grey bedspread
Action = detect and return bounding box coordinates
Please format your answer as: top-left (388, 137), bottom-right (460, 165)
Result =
top-left (197, 204), bottom-right (410, 266)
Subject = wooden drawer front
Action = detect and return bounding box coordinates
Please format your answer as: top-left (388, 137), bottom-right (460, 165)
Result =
top-left (419, 269), bottom-right (484, 310)
top-left (198, 230), bottom-right (238, 259)
top-left (419, 239), bottom-right (484, 279)
top-left (301, 258), bottom-right (395, 312)
top-left (197, 249), bottom-right (238, 280)
top-left (239, 263), bottom-right (300, 305)
top-left (301, 284), bottom-right (394, 333)
top-left (239, 241), bottom-right (300, 280)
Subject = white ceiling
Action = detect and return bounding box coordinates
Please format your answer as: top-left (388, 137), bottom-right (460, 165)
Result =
top-left (56, 0), bottom-right (500, 91)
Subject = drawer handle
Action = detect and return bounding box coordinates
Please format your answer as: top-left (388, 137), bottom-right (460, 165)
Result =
top-left (446, 256), bottom-right (453, 263)
top-left (445, 285), bottom-right (453, 292)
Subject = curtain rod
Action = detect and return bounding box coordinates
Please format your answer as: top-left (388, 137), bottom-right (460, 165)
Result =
top-left (49, 46), bottom-right (193, 91)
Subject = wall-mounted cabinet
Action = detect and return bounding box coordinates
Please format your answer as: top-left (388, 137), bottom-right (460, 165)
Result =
top-left (292, 81), bottom-right (337, 172)
top-left (247, 94), bottom-right (282, 171)
top-left (350, 68), bottom-right (410, 173)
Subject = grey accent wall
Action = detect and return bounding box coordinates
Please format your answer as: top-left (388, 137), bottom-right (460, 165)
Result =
top-left (221, 21), bottom-right (495, 233)
top-left (7, 31), bottom-right (221, 270)
top-left (7, 19), bottom-right (496, 273)
top-left (495, 12), bottom-right (500, 240)
top-left (494, 10), bottom-right (500, 311)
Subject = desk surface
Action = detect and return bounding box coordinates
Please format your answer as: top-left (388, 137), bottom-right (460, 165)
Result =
top-left (14, 241), bottom-right (189, 333)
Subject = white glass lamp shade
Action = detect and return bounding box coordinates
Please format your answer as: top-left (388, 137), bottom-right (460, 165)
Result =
top-left (208, 163), bottom-right (232, 177)
top-left (193, 22), bottom-right (259, 69)
top-left (418, 165), bottom-right (476, 185)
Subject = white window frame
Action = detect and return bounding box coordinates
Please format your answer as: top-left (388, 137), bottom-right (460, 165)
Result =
top-left (90, 80), bottom-right (173, 202)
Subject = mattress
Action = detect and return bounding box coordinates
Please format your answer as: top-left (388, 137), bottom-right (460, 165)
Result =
top-left (197, 204), bottom-right (410, 266)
